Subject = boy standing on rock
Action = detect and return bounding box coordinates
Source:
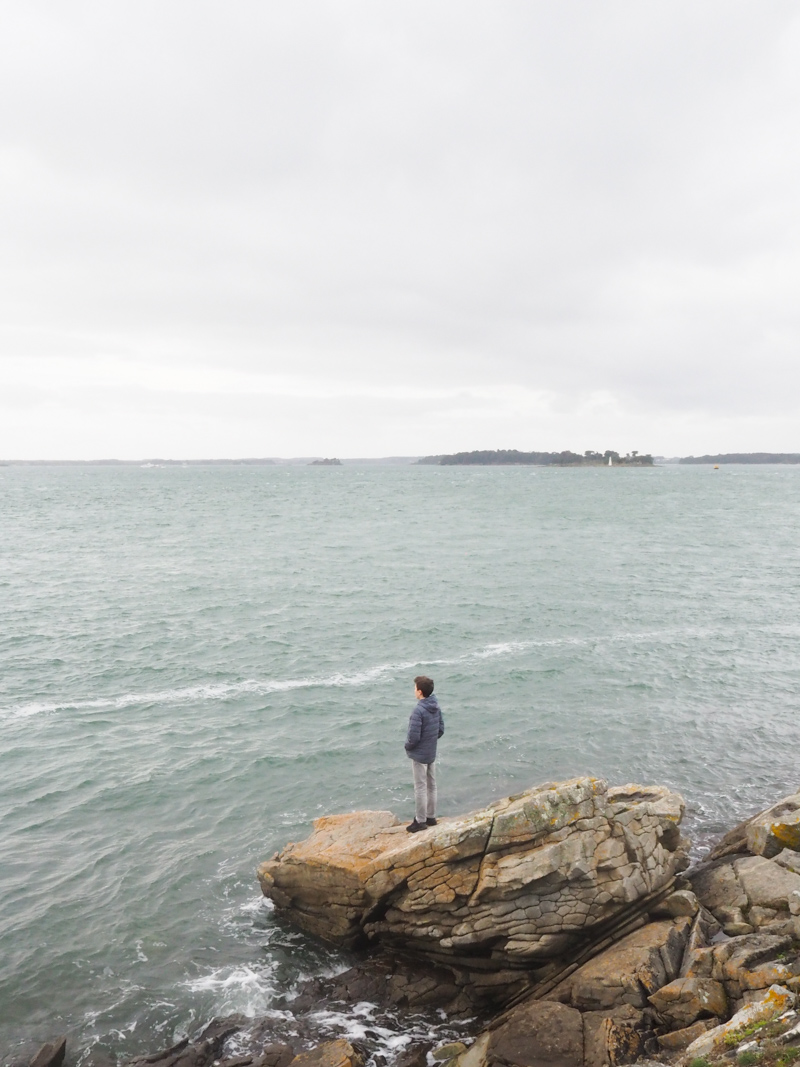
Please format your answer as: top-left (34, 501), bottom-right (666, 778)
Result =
top-left (405, 675), bottom-right (445, 833)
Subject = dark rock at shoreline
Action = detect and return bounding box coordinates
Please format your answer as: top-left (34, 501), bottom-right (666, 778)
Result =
top-left (49, 782), bottom-right (800, 1067)
top-left (29, 1039), bottom-right (66, 1067)
top-left (289, 956), bottom-right (470, 1015)
top-left (123, 1018), bottom-right (241, 1067)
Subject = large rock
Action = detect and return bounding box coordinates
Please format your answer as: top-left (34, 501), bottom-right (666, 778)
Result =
top-left (647, 976), bottom-right (727, 1027)
top-left (456, 1001), bottom-right (647, 1067)
top-left (684, 984), bottom-right (797, 1059)
top-left (123, 1020), bottom-right (241, 1067)
top-left (258, 778), bottom-right (688, 979)
top-left (29, 1039), bottom-right (67, 1067)
top-left (549, 919), bottom-right (691, 1011)
top-left (690, 853), bottom-right (800, 935)
top-left (747, 795), bottom-right (800, 858)
top-left (289, 1041), bottom-right (363, 1067)
top-left (487, 1000), bottom-right (584, 1067)
top-left (581, 1005), bottom-right (646, 1067)
top-left (708, 792), bottom-right (800, 862)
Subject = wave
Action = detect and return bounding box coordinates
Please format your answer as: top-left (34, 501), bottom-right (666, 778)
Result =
top-left (0, 624), bottom-right (783, 722)
top-left (183, 964), bottom-right (285, 1019)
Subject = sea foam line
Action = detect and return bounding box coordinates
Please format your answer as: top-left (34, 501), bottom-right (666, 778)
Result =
top-left (0, 625), bottom-right (745, 722)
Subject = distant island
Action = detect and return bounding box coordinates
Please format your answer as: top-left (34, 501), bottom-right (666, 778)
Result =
top-left (679, 453), bottom-right (800, 464)
top-left (417, 449), bottom-right (654, 466)
top-left (309, 457), bottom-right (342, 466)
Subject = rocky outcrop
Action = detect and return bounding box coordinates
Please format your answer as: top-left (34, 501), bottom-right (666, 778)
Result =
top-left (709, 793), bottom-right (800, 861)
top-left (690, 851), bottom-right (800, 937)
top-left (259, 777), bottom-right (688, 999)
top-left (29, 1038), bottom-right (66, 1067)
top-left (112, 782), bottom-right (800, 1067)
top-left (684, 984), bottom-right (797, 1059)
top-left (547, 918), bottom-right (692, 1011)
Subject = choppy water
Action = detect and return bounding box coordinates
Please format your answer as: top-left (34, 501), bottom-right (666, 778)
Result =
top-left (2, 462), bottom-right (800, 1063)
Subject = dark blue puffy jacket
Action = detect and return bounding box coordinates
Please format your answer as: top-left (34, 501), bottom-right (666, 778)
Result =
top-left (405, 694), bottom-right (445, 763)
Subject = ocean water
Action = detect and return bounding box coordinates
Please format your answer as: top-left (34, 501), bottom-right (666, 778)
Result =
top-left (2, 462), bottom-right (800, 1063)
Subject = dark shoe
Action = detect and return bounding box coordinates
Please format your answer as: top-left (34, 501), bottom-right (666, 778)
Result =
top-left (426, 818), bottom-right (438, 826)
top-left (406, 819), bottom-right (427, 833)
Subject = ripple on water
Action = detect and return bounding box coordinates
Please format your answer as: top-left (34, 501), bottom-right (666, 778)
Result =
top-left (2, 464), bottom-right (800, 1061)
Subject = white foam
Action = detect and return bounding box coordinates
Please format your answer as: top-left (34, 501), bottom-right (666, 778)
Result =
top-left (183, 964), bottom-right (284, 1018)
top-left (0, 626), bottom-right (737, 722)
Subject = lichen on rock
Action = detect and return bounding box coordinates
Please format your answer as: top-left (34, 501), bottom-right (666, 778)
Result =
top-left (258, 777), bottom-right (689, 988)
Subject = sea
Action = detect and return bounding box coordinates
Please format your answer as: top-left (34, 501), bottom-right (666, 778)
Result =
top-left (2, 461), bottom-right (800, 1064)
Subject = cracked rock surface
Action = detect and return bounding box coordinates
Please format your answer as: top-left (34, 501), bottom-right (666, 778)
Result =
top-left (258, 777), bottom-right (688, 982)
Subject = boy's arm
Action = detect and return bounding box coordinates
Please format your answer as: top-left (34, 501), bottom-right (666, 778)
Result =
top-left (438, 709), bottom-right (445, 739)
top-left (405, 707), bottom-right (422, 750)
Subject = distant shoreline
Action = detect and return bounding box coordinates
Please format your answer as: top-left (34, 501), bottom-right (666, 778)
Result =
top-left (678, 453), bottom-right (800, 464)
top-left (418, 449), bottom-right (654, 466)
top-left (2, 452), bottom-right (799, 467)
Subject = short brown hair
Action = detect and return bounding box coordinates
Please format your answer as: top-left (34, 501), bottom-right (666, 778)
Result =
top-left (414, 675), bottom-right (434, 698)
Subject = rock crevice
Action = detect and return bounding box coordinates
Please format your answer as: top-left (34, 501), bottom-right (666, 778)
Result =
top-left (259, 778), bottom-right (689, 1003)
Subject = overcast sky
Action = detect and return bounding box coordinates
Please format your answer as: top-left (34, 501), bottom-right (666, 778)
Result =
top-left (2, 2), bottom-right (799, 459)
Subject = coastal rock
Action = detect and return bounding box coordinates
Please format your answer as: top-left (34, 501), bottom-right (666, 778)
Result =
top-left (289, 1040), bottom-right (363, 1067)
top-left (258, 777), bottom-right (688, 992)
top-left (487, 1000), bottom-right (584, 1067)
top-left (647, 976), bottom-right (727, 1028)
top-left (746, 795), bottom-right (800, 858)
top-left (123, 1019), bottom-right (241, 1067)
top-left (432, 1042), bottom-right (468, 1062)
top-left (656, 1019), bottom-right (716, 1051)
top-left (689, 853), bottom-right (800, 935)
top-left (650, 890), bottom-right (699, 919)
top-left (288, 956), bottom-right (471, 1014)
top-left (457, 1000), bottom-right (648, 1067)
top-left (683, 983), bottom-right (796, 1059)
top-left (29, 1038), bottom-right (67, 1067)
top-left (258, 1046), bottom-right (296, 1067)
top-left (548, 919), bottom-right (691, 1011)
top-left (707, 792), bottom-right (800, 862)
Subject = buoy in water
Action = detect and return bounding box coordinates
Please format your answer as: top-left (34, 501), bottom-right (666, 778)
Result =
top-left (714, 465), bottom-right (719, 469)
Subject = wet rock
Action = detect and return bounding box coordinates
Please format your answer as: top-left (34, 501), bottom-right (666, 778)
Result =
top-left (431, 1042), bottom-right (468, 1062)
top-left (288, 956), bottom-right (470, 1014)
top-left (257, 1045), bottom-right (297, 1067)
top-left (392, 1043), bottom-right (432, 1067)
top-left (549, 918), bottom-right (691, 1011)
top-left (647, 976), bottom-right (727, 1027)
top-left (29, 1038), bottom-right (66, 1067)
top-left (487, 1000), bottom-right (584, 1067)
top-left (289, 1040), bottom-right (363, 1067)
top-left (199, 1018), bottom-right (244, 1047)
top-left (124, 1037), bottom-right (189, 1066)
top-left (122, 1018), bottom-right (241, 1067)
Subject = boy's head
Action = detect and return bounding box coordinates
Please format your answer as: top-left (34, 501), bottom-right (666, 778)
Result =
top-left (414, 675), bottom-right (434, 699)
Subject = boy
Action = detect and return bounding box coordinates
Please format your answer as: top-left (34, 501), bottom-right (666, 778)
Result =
top-left (404, 675), bottom-right (445, 833)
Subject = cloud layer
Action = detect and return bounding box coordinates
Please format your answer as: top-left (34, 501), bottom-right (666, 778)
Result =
top-left (2, 2), bottom-right (799, 458)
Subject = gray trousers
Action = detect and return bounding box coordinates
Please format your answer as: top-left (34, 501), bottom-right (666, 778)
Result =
top-left (412, 759), bottom-right (437, 823)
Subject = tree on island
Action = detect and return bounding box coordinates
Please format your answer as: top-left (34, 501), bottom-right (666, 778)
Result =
top-left (417, 449), bottom-right (653, 466)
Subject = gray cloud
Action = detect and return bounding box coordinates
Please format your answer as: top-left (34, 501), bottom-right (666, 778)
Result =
top-left (2, 1), bottom-right (799, 457)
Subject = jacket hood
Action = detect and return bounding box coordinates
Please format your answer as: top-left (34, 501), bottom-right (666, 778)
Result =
top-left (418, 694), bottom-right (440, 714)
